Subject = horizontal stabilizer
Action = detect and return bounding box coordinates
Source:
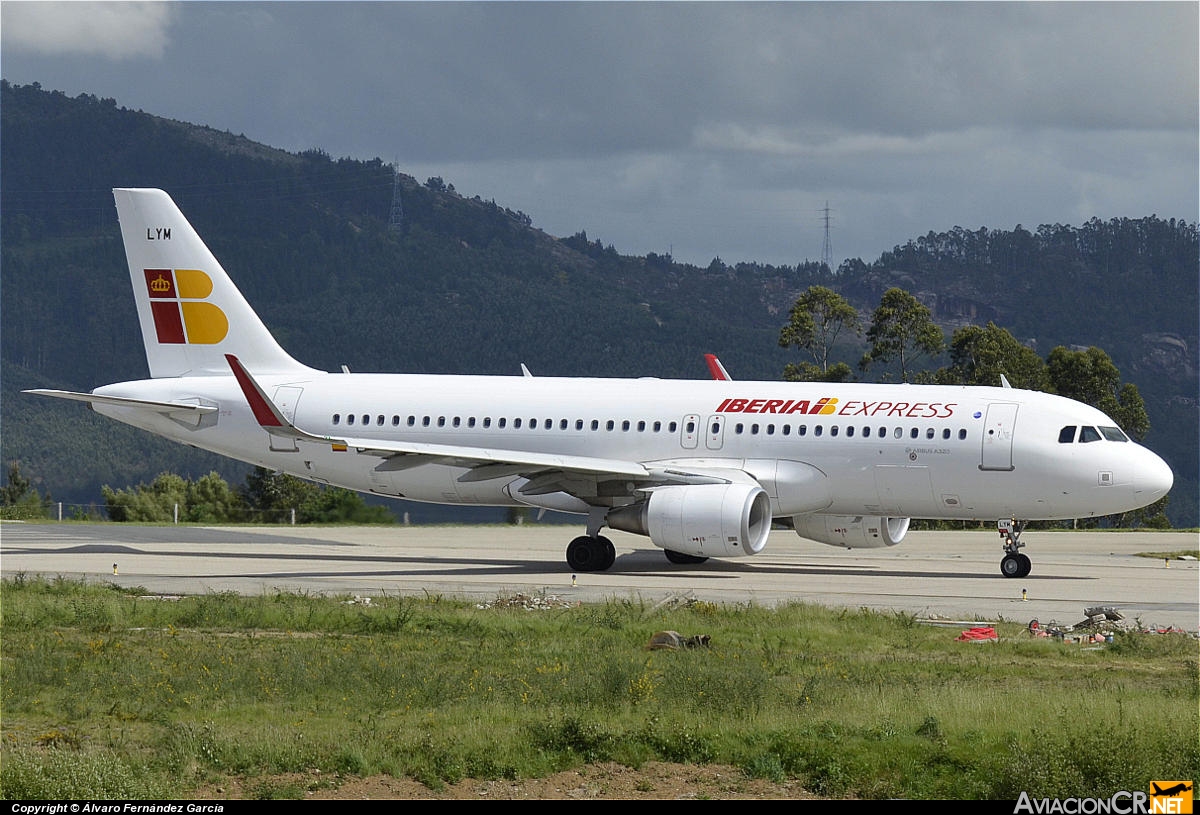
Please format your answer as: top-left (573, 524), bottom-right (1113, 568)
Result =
top-left (23, 388), bottom-right (218, 418)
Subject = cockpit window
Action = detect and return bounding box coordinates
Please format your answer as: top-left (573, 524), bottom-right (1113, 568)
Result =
top-left (1100, 425), bottom-right (1129, 442)
top-left (1079, 426), bottom-right (1102, 443)
top-left (1058, 426), bottom-right (1076, 443)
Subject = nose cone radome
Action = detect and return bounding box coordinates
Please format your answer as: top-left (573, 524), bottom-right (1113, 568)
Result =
top-left (1135, 448), bottom-right (1174, 504)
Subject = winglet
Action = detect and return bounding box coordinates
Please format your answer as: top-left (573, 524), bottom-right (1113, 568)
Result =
top-left (704, 353), bottom-right (732, 381)
top-left (226, 353), bottom-right (287, 427)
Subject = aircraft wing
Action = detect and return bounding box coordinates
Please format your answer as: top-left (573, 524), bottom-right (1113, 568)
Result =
top-left (23, 389), bottom-right (219, 419)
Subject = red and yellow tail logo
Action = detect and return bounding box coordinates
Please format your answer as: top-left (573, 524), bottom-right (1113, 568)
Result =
top-left (144, 269), bottom-right (228, 344)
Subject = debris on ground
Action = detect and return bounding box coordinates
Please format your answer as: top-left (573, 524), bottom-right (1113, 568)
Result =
top-left (954, 626), bottom-right (998, 642)
top-left (646, 630), bottom-right (712, 650)
top-left (476, 593), bottom-right (577, 611)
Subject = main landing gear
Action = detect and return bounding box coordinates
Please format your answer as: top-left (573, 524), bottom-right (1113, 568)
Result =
top-left (566, 507), bottom-right (617, 572)
top-left (998, 519), bottom-right (1032, 578)
top-left (567, 535), bottom-right (616, 571)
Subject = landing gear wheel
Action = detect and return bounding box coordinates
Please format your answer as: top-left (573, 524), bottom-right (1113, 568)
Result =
top-left (1017, 553), bottom-right (1032, 577)
top-left (998, 519), bottom-right (1032, 578)
top-left (1001, 553), bottom-right (1022, 578)
top-left (1000, 552), bottom-right (1032, 578)
top-left (664, 549), bottom-right (709, 565)
top-left (567, 535), bottom-right (615, 572)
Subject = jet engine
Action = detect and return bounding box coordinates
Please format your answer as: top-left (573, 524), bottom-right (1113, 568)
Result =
top-left (606, 483), bottom-right (772, 558)
top-left (792, 514), bottom-right (909, 549)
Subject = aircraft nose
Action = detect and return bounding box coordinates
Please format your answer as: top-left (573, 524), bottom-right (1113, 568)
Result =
top-left (1134, 448), bottom-right (1174, 502)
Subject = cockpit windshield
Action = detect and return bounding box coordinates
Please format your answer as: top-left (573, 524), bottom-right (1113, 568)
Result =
top-left (1099, 425), bottom-right (1128, 442)
top-left (1058, 425), bottom-right (1129, 443)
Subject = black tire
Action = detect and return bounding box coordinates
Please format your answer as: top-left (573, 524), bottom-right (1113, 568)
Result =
top-left (596, 535), bottom-right (616, 571)
top-left (1001, 553), bottom-right (1023, 578)
top-left (664, 549), bottom-right (708, 565)
top-left (567, 535), bottom-right (608, 572)
top-left (1017, 553), bottom-right (1032, 578)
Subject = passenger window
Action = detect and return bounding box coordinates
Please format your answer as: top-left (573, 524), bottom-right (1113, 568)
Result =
top-left (1079, 426), bottom-right (1101, 443)
top-left (782, 425), bottom-right (791, 436)
top-left (621, 420), bottom-right (630, 431)
top-left (709, 421), bottom-right (718, 435)
top-left (767, 424), bottom-right (775, 435)
top-left (332, 414), bottom-right (341, 425)
top-left (910, 428), bottom-right (919, 439)
top-left (639, 421), bottom-right (647, 432)
top-left (437, 416), bottom-right (446, 427)
top-left (591, 420), bottom-right (599, 431)
top-left (736, 423), bottom-right (744, 434)
top-left (453, 417), bottom-right (461, 428)
top-left (560, 419), bottom-right (568, 430)
top-left (468, 417), bottom-right (476, 428)
top-left (498, 418), bottom-right (506, 428)
top-left (392, 415), bottom-right (400, 426)
top-left (575, 419), bottom-right (583, 430)
top-left (514, 418), bottom-right (522, 429)
top-left (798, 425), bottom-right (807, 436)
top-left (361, 415), bottom-right (370, 426)
top-left (669, 421), bottom-right (678, 433)
top-left (408, 416), bottom-right (416, 427)
top-left (751, 424), bottom-right (760, 434)
top-left (685, 420), bottom-right (695, 433)
top-left (607, 420), bottom-right (615, 431)
top-left (348, 414), bottom-right (356, 426)
top-left (847, 426), bottom-right (855, 437)
top-left (1059, 426), bottom-right (1077, 443)
top-left (376, 415), bottom-right (385, 426)
top-left (878, 427), bottom-right (887, 438)
top-left (814, 426), bottom-right (823, 437)
top-left (483, 417), bottom-right (491, 428)
top-left (830, 426), bottom-right (838, 437)
top-left (958, 429), bottom-right (967, 440)
top-left (926, 428), bottom-right (934, 439)
top-left (942, 428), bottom-right (951, 440)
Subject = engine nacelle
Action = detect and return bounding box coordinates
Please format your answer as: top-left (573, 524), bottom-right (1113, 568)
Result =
top-left (792, 514), bottom-right (910, 549)
top-left (606, 483), bottom-right (772, 558)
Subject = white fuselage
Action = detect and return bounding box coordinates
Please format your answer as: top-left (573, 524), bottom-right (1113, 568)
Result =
top-left (94, 373), bottom-right (1172, 524)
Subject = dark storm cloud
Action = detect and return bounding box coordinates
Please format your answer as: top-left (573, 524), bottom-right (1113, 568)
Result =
top-left (3, 2), bottom-right (1195, 266)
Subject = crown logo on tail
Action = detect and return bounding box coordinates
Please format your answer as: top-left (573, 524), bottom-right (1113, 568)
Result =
top-left (143, 268), bottom-right (228, 344)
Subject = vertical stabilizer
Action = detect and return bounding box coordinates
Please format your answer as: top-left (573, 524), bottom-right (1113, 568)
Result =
top-left (113, 188), bottom-right (316, 378)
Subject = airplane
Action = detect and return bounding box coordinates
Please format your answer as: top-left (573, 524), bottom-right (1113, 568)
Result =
top-left (26, 188), bottom-right (1174, 577)
top-left (1152, 783), bottom-right (1192, 797)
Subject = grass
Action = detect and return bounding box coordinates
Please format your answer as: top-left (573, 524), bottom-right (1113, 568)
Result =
top-left (1, 575), bottom-right (1196, 799)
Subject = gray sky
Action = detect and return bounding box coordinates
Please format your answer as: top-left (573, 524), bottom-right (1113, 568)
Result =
top-left (3, 1), bottom-right (1197, 267)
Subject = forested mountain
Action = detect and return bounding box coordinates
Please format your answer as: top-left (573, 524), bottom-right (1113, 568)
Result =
top-left (3, 81), bottom-right (1196, 525)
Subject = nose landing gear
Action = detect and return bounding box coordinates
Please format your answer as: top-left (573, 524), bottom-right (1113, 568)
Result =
top-left (998, 519), bottom-right (1032, 578)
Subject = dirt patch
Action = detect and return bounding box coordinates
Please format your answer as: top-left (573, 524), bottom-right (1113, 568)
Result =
top-left (194, 762), bottom-right (816, 800)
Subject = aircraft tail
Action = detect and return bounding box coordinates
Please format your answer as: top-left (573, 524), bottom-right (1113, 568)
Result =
top-left (113, 188), bottom-right (316, 378)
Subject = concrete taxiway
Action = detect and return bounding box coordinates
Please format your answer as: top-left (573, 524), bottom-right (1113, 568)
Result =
top-left (2, 522), bottom-right (1196, 631)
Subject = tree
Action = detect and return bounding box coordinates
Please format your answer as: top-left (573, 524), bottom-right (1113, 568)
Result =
top-left (858, 288), bottom-right (945, 383)
top-left (1045, 346), bottom-right (1150, 440)
top-left (778, 286), bottom-right (860, 382)
top-left (936, 322), bottom-right (1050, 390)
top-left (1, 462), bottom-right (49, 520)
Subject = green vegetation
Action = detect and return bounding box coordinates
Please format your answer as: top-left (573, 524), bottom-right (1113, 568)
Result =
top-left (2, 576), bottom-right (1196, 799)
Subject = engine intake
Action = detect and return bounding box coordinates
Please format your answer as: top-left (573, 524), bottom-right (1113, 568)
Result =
top-left (792, 514), bottom-right (909, 549)
top-left (606, 483), bottom-right (772, 558)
